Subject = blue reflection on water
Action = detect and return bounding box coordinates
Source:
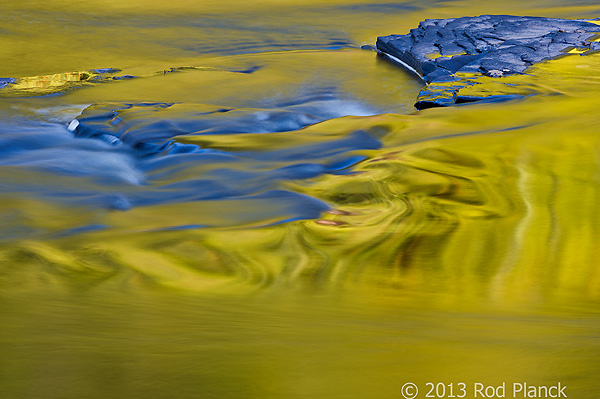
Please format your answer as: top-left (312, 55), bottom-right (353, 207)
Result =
top-left (0, 90), bottom-right (381, 233)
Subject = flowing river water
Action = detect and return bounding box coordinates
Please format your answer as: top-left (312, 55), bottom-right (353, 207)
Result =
top-left (1, 1), bottom-right (600, 398)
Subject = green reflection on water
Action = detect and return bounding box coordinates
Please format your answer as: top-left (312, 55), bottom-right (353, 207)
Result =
top-left (2, 0), bottom-right (600, 398)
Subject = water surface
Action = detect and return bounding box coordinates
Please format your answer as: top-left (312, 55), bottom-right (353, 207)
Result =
top-left (1, 1), bottom-right (600, 398)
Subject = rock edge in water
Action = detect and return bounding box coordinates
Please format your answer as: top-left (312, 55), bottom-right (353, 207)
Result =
top-left (376, 15), bottom-right (600, 109)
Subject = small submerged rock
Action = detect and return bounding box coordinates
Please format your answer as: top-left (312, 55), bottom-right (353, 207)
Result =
top-left (376, 15), bottom-right (600, 108)
top-left (0, 78), bottom-right (16, 89)
top-left (0, 69), bottom-right (127, 97)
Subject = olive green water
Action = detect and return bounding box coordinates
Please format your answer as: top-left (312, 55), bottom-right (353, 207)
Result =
top-left (2, 1), bottom-right (600, 398)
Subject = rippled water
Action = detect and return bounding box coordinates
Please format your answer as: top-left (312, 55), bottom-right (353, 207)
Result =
top-left (1, 1), bottom-right (600, 398)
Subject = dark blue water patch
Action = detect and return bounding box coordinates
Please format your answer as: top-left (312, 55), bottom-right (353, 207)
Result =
top-left (134, 150), bottom-right (373, 207)
top-left (176, 39), bottom-right (355, 56)
top-left (274, 163), bottom-right (327, 179)
top-left (159, 142), bottom-right (208, 154)
top-left (152, 179), bottom-right (248, 202)
top-left (70, 100), bottom-right (381, 200)
top-left (111, 75), bottom-right (136, 80)
top-left (455, 94), bottom-right (529, 105)
top-left (53, 224), bottom-right (109, 238)
top-left (327, 155), bottom-right (369, 173)
top-left (243, 189), bottom-right (331, 222)
top-left (231, 65), bottom-right (264, 74)
top-left (271, 156), bottom-right (369, 177)
top-left (140, 151), bottom-right (239, 175)
top-left (0, 82), bottom-right (380, 238)
top-left (72, 94), bottom-right (377, 154)
top-left (0, 78), bottom-right (16, 89)
top-left (0, 93), bottom-right (377, 237)
top-left (74, 106), bottom-right (322, 152)
top-left (155, 224), bottom-right (210, 231)
top-left (0, 123), bottom-right (76, 153)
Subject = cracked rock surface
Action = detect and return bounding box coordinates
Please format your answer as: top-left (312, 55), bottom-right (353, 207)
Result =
top-left (376, 15), bottom-right (600, 109)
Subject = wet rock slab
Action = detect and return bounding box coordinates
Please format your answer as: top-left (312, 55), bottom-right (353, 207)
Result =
top-left (376, 15), bottom-right (600, 108)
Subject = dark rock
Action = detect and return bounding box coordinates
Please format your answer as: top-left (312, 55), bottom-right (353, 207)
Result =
top-left (361, 44), bottom-right (377, 51)
top-left (376, 15), bottom-right (600, 108)
top-left (91, 68), bottom-right (121, 74)
top-left (111, 75), bottom-right (136, 80)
